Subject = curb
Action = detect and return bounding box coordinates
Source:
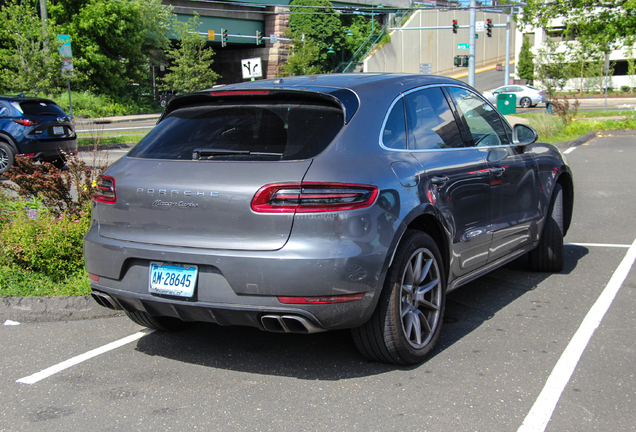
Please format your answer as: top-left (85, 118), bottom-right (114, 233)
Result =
top-left (1, 295), bottom-right (124, 323)
top-left (77, 143), bottom-right (134, 152)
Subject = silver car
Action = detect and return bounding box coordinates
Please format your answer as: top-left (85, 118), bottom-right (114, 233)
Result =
top-left (483, 84), bottom-right (546, 108)
top-left (85, 74), bottom-right (573, 365)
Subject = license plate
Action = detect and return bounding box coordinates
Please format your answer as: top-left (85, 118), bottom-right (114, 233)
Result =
top-left (149, 262), bottom-right (198, 297)
top-left (53, 126), bottom-right (64, 135)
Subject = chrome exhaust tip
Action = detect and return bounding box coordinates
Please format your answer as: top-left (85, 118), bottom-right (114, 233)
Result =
top-left (91, 291), bottom-right (123, 311)
top-left (261, 314), bottom-right (325, 334)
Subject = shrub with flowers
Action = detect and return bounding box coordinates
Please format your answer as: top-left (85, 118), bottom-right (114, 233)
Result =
top-left (0, 154), bottom-right (103, 296)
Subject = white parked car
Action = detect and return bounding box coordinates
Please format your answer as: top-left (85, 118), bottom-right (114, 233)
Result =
top-left (483, 85), bottom-right (546, 108)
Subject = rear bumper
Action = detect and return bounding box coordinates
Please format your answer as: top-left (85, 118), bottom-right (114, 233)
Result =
top-left (84, 224), bottom-right (389, 330)
top-left (17, 137), bottom-right (77, 160)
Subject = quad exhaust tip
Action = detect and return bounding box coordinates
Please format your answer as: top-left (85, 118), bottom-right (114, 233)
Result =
top-left (261, 314), bottom-right (325, 334)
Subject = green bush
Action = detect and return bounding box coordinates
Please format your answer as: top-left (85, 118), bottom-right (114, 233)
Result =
top-left (621, 85), bottom-right (631, 93)
top-left (528, 114), bottom-right (565, 140)
top-left (0, 265), bottom-right (90, 297)
top-left (0, 205), bottom-right (90, 282)
top-left (48, 91), bottom-right (159, 118)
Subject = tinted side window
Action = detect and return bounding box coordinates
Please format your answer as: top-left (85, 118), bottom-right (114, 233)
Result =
top-left (382, 98), bottom-right (407, 150)
top-left (0, 102), bottom-right (9, 117)
top-left (404, 87), bottom-right (463, 150)
top-left (448, 87), bottom-right (510, 147)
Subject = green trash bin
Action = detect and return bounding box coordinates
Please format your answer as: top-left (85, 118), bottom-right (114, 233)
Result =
top-left (496, 93), bottom-right (517, 115)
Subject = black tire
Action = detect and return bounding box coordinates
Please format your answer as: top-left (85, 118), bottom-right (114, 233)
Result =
top-left (520, 97), bottom-right (532, 108)
top-left (352, 230), bottom-right (446, 365)
top-left (529, 183), bottom-right (564, 272)
top-left (0, 142), bottom-right (15, 175)
top-left (125, 310), bottom-right (194, 332)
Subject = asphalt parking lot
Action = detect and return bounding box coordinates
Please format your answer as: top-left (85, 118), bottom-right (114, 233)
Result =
top-left (1, 134), bottom-right (635, 432)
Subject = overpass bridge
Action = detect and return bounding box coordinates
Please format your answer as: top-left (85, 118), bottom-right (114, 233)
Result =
top-left (162, 0), bottom-right (411, 83)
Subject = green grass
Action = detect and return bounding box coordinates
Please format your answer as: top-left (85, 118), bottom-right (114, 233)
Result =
top-left (77, 135), bottom-right (144, 147)
top-left (515, 111), bottom-right (636, 143)
top-left (0, 266), bottom-right (91, 297)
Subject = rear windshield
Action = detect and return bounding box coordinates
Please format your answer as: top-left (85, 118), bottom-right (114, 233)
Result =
top-left (19, 101), bottom-right (67, 116)
top-left (128, 101), bottom-right (344, 161)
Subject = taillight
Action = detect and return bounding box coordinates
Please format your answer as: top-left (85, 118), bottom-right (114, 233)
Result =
top-left (251, 182), bottom-right (379, 213)
top-left (93, 175), bottom-right (116, 204)
top-left (278, 293), bottom-right (365, 304)
top-left (13, 119), bottom-right (42, 126)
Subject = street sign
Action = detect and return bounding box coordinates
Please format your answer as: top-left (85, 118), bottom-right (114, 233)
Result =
top-left (57, 34), bottom-right (73, 73)
top-left (419, 63), bottom-right (432, 74)
top-left (208, 30), bottom-right (215, 41)
top-left (270, 34), bottom-right (278, 44)
top-left (457, 43), bottom-right (469, 50)
top-left (476, 21), bottom-right (485, 32)
top-left (241, 57), bottom-right (262, 79)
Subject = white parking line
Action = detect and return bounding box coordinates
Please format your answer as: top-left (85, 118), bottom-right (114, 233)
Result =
top-left (566, 242), bottom-right (631, 248)
top-left (16, 329), bottom-right (154, 385)
top-left (563, 147), bottom-right (577, 154)
top-left (518, 239), bottom-right (636, 432)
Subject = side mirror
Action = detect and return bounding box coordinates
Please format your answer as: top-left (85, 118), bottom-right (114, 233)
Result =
top-left (512, 124), bottom-right (538, 146)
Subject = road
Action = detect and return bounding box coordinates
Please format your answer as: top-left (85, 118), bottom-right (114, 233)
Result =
top-left (2, 135), bottom-right (635, 431)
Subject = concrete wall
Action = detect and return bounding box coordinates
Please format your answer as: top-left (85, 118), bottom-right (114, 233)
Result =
top-left (365, 9), bottom-right (516, 75)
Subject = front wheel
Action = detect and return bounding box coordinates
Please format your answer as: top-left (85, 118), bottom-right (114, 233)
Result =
top-left (125, 310), bottom-right (194, 332)
top-left (352, 230), bottom-right (446, 365)
top-left (520, 97), bottom-right (532, 108)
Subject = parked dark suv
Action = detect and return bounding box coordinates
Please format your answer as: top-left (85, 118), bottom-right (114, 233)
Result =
top-left (0, 95), bottom-right (77, 175)
top-left (85, 74), bottom-right (573, 365)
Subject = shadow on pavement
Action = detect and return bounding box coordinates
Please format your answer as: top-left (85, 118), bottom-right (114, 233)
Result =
top-left (133, 245), bottom-right (589, 380)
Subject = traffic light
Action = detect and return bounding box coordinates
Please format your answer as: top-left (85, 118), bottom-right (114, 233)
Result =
top-left (486, 19), bottom-right (493, 37)
top-left (221, 28), bottom-right (228, 47)
top-left (452, 19), bottom-right (458, 34)
top-left (462, 55), bottom-right (469, 67)
top-left (256, 30), bottom-right (262, 45)
top-left (454, 56), bottom-right (461, 67)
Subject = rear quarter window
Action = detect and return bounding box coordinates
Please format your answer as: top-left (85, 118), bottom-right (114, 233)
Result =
top-left (129, 101), bottom-right (344, 161)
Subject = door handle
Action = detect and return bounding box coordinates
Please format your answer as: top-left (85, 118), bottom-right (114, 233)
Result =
top-left (490, 167), bottom-right (506, 176)
top-left (430, 176), bottom-right (449, 185)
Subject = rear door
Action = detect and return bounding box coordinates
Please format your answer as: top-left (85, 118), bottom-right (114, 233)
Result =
top-left (446, 86), bottom-right (539, 263)
top-left (400, 86), bottom-right (493, 275)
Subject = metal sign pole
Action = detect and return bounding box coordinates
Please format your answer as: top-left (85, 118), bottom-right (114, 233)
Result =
top-left (66, 79), bottom-right (73, 119)
top-left (468, 0), bottom-right (476, 87)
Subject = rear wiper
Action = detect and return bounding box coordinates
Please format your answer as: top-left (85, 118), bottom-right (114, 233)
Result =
top-left (192, 147), bottom-right (283, 160)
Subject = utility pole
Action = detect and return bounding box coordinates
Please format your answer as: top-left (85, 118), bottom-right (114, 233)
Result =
top-left (505, 8), bottom-right (511, 86)
top-left (468, 0), bottom-right (476, 87)
top-left (39, 0), bottom-right (48, 23)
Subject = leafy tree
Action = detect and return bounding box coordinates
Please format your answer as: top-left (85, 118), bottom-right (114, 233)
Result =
top-left (160, 14), bottom-right (220, 93)
top-left (288, 0), bottom-right (344, 72)
top-left (565, 41), bottom-right (603, 94)
top-left (534, 39), bottom-right (569, 98)
top-left (517, 35), bottom-right (535, 83)
top-left (279, 34), bottom-right (322, 76)
top-left (519, 0), bottom-right (636, 49)
top-left (0, 1), bottom-right (65, 95)
top-left (49, 0), bottom-right (173, 98)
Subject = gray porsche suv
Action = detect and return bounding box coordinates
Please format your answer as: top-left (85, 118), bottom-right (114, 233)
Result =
top-left (84, 74), bottom-right (573, 365)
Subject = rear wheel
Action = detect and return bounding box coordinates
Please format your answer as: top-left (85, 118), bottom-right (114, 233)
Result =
top-left (0, 142), bottom-right (14, 175)
top-left (529, 183), bottom-right (564, 272)
top-left (352, 230), bottom-right (446, 365)
top-left (125, 310), bottom-right (194, 332)
top-left (520, 97), bottom-right (532, 108)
